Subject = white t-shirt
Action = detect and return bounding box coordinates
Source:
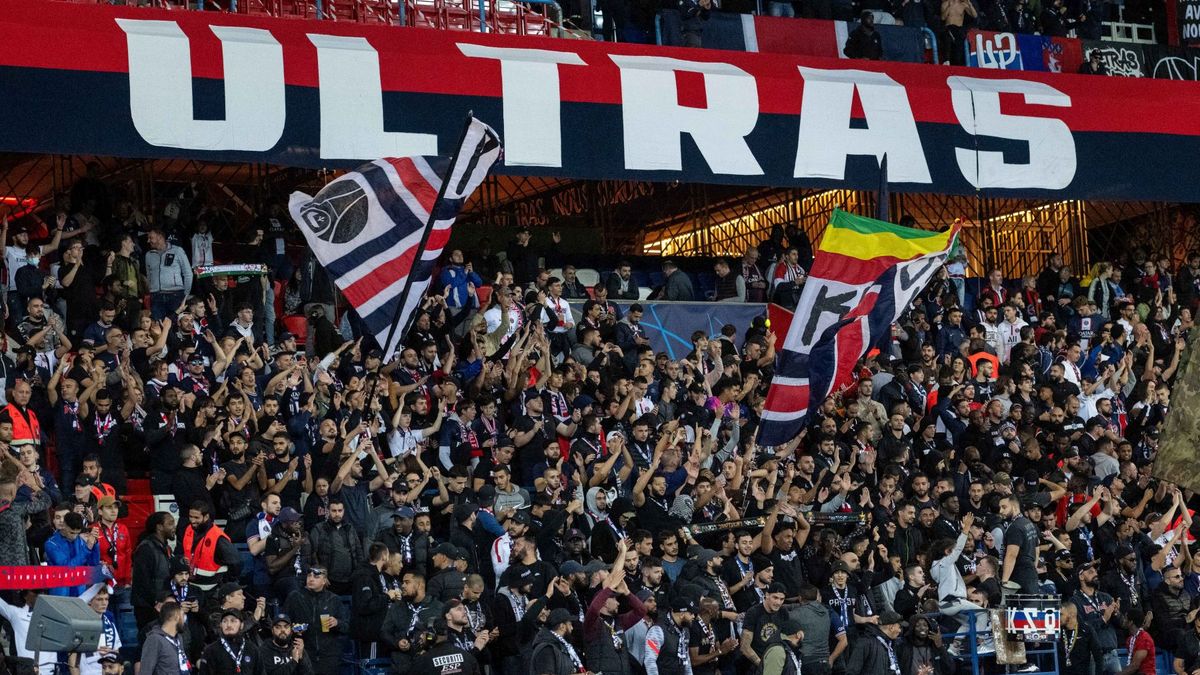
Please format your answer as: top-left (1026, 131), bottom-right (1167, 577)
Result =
top-left (388, 427), bottom-right (426, 459)
top-left (4, 246), bottom-right (29, 292)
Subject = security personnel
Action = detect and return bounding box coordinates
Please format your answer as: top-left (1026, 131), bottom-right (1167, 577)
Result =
top-left (408, 618), bottom-right (481, 675)
top-left (3, 382), bottom-right (41, 451)
top-left (179, 500), bottom-right (240, 599)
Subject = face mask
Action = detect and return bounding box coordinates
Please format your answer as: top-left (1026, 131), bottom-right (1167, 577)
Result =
top-left (27, 257), bottom-right (39, 267)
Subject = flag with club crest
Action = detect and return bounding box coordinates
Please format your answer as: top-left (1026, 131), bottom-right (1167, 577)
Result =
top-left (758, 209), bottom-right (959, 447)
top-left (288, 116), bottom-right (501, 360)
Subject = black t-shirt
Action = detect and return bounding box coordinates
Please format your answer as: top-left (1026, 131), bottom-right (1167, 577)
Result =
top-left (58, 262), bottom-right (96, 327)
top-left (221, 458), bottom-right (260, 520)
top-left (264, 456), bottom-right (306, 512)
top-left (689, 620), bottom-right (721, 675)
top-left (768, 548), bottom-right (807, 600)
top-left (263, 531), bottom-right (305, 583)
top-left (742, 604), bottom-right (786, 658)
top-left (1005, 516), bottom-right (1041, 589)
top-left (1177, 629), bottom-right (1200, 672)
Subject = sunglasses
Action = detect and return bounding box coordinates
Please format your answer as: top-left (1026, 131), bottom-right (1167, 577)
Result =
top-left (308, 569), bottom-right (327, 577)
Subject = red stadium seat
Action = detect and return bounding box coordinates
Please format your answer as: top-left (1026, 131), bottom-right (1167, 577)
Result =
top-left (283, 315), bottom-right (309, 346)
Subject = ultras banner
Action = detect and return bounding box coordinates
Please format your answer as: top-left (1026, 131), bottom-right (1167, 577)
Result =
top-left (4, 2), bottom-right (1200, 200)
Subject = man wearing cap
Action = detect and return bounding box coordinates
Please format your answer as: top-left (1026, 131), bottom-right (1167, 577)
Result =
top-left (428, 542), bottom-right (470, 602)
top-left (1071, 560), bottom-right (1120, 674)
top-left (645, 593), bottom-right (695, 675)
top-left (284, 563), bottom-right (348, 675)
top-left (583, 568), bottom-right (647, 675)
top-left (759, 617), bottom-right (805, 675)
top-left (91, 494), bottom-right (132, 590)
top-left (264, 507), bottom-right (309, 598)
top-left (531, 606), bottom-right (591, 675)
top-left (491, 508), bottom-right (531, 582)
top-left (691, 549), bottom-right (739, 645)
top-left (1100, 544), bottom-right (1146, 613)
top-left (260, 612), bottom-right (311, 675)
top-left (198, 608), bottom-right (260, 674)
top-left (1047, 549), bottom-right (1078, 599)
top-left (741, 582), bottom-right (790, 670)
top-left (378, 505), bottom-right (429, 573)
top-left (843, 610), bottom-right (903, 675)
top-left (493, 565), bottom-right (547, 675)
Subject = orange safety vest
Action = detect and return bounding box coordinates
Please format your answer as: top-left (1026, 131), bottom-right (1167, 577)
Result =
top-left (88, 483), bottom-right (117, 503)
top-left (4, 403), bottom-right (40, 446)
top-left (182, 523), bottom-right (230, 587)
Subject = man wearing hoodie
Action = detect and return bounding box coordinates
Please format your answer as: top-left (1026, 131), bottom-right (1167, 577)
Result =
top-left (260, 613), bottom-right (312, 675)
top-left (792, 585), bottom-right (832, 675)
top-left (139, 601), bottom-right (189, 675)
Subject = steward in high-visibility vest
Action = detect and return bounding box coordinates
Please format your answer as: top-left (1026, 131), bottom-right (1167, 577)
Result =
top-left (178, 501), bottom-right (240, 596)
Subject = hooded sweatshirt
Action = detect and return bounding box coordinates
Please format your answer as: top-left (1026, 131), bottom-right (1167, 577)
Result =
top-left (792, 602), bottom-right (831, 663)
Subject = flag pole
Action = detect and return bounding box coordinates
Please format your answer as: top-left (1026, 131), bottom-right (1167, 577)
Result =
top-left (378, 112), bottom-right (478, 360)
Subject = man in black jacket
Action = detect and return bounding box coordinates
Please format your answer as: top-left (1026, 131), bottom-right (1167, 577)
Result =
top-left (844, 611), bottom-right (903, 675)
top-left (530, 608), bottom-right (586, 675)
top-left (350, 543), bottom-right (400, 657)
top-left (844, 11), bottom-right (883, 60)
top-left (382, 571), bottom-right (444, 672)
top-left (309, 499), bottom-right (362, 594)
top-left (409, 618), bottom-right (483, 675)
top-left (131, 512), bottom-right (176, 630)
top-left (260, 613), bottom-right (312, 675)
top-left (283, 565), bottom-right (348, 675)
top-left (198, 609), bottom-right (261, 675)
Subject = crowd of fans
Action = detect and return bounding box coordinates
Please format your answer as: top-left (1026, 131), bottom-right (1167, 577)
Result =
top-left (0, 172), bottom-right (1195, 675)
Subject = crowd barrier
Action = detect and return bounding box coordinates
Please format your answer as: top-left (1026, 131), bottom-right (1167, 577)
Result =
top-left (651, 10), bottom-right (1192, 81)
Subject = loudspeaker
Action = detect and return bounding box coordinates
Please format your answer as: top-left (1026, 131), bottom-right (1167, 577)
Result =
top-left (24, 596), bottom-right (101, 653)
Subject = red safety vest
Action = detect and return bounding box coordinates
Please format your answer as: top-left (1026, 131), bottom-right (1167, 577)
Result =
top-left (4, 403), bottom-right (40, 447)
top-left (181, 523), bottom-right (230, 588)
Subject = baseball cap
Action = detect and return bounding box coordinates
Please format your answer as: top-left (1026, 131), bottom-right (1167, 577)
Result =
top-left (564, 528), bottom-right (586, 542)
top-left (433, 543), bottom-right (458, 558)
top-left (636, 589), bottom-right (654, 602)
top-left (272, 612), bottom-right (292, 625)
top-left (548, 608), bottom-right (575, 627)
top-left (510, 510), bottom-right (531, 526)
top-left (560, 560), bottom-right (585, 576)
top-left (779, 618), bottom-right (804, 636)
top-left (453, 503), bottom-right (477, 523)
top-left (670, 595), bottom-right (698, 613)
top-left (879, 611), bottom-right (904, 626)
top-left (276, 507), bottom-right (301, 524)
top-left (694, 549), bottom-right (723, 565)
top-left (832, 560), bottom-right (852, 574)
top-left (394, 506), bottom-right (416, 520)
top-left (220, 607), bottom-right (243, 620)
top-left (97, 495), bottom-right (119, 509)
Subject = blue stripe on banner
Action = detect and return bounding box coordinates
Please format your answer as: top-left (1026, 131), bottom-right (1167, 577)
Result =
top-left (359, 257), bottom-right (438, 336)
top-left (360, 293), bottom-right (404, 341)
top-left (323, 163), bottom-right (432, 279)
top-left (775, 350), bottom-right (811, 377)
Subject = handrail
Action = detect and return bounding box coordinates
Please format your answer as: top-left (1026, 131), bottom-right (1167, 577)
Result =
top-left (921, 26), bottom-right (938, 65)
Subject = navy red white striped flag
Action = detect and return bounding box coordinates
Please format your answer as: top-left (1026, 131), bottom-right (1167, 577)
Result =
top-left (288, 117), bottom-right (501, 360)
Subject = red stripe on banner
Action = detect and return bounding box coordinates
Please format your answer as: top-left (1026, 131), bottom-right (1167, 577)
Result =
top-left (808, 253), bottom-right (898, 285)
top-left (5, 0), bottom-right (1200, 136)
top-left (752, 16), bottom-right (841, 58)
top-left (342, 223), bottom-right (452, 307)
top-left (764, 381), bottom-right (811, 415)
top-left (383, 157), bottom-right (439, 214)
top-left (833, 318), bottom-right (866, 391)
